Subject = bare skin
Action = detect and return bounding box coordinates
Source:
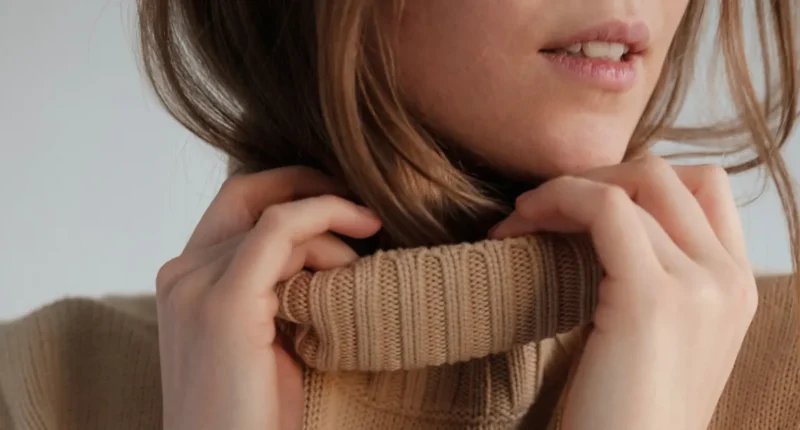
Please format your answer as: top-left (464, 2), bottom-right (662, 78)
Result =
top-left (158, 158), bottom-right (755, 430)
top-left (395, 0), bottom-right (689, 178)
top-left (157, 1), bottom-right (756, 428)
top-left (491, 156), bottom-right (755, 429)
top-left (156, 167), bottom-right (381, 429)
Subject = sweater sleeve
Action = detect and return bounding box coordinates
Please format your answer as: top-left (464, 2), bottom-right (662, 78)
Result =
top-left (275, 234), bottom-right (601, 372)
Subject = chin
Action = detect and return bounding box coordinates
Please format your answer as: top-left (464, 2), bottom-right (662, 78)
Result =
top-left (496, 119), bottom-right (633, 180)
top-left (543, 149), bottom-right (625, 176)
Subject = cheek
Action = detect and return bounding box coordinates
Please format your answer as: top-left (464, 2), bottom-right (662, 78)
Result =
top-left (396, 2), bottom-right (515, 109)
top-left (395, 0), bottom-right (692, 179)
top-left (398, 47), bottom-right (641, 178)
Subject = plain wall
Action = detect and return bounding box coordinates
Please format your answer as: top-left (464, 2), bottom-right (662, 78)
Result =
top-left (1, 1), bottom-right (798, 319)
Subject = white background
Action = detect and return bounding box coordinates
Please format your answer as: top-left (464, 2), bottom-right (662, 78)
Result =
top-left (1, 1), bottom-right (797, 319)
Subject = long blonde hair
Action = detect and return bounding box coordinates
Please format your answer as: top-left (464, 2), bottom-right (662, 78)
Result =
top-left (138, 0), bottom-right (799, 272)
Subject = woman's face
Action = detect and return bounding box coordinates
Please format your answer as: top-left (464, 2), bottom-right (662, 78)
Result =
top-left (396, 0), bottom-right (691, 179)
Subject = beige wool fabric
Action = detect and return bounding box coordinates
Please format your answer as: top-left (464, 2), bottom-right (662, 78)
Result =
top-left (1, 234), bottom-right (800, 429)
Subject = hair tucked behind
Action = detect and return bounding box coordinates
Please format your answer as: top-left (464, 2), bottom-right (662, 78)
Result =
top-left (137, 0), bottom-right (800, 276)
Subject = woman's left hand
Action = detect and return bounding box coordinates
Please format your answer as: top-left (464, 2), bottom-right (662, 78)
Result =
top-left (489, 156), bottom-right (757, 430)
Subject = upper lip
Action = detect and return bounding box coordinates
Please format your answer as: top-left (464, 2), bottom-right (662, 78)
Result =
top-left (540, 20), bottom-right (651, 54)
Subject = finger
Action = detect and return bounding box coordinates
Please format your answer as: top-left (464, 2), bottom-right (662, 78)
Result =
top-left (156, 233), bottom-right (246, 297)
top-left (185, 166), bottom-right (347, 251)
top-left (221, 195), bottom-right (382, 295)
top-left (280, 233), bottom-right (361, 280)
top-left (672, 165), bottom-right (749, 267)
top-left (157, 251), bottom-right (237, 308)
top-left (183, 251), bottom-right (237, 293)
top-left (490, 199), bottom-right (687, 267)
top-left (493, 176), bottom-right (660, 279)
top-left (580, 156), bottom-right (720, 260)
top-left (487, 211), bottom-right (530, 239)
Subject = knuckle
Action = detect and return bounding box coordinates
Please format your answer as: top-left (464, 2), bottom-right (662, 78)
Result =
top-left (218, 173), bottom-right (250, 198)
top-left (158, 260), bottom-right (224, 317)
top-left (667, 269), bottom-right (718, 308)
top-left (639, 155), bottom-right (671, 172)
top-left (725, 271), bottom-right (759, 314)
top-left (688, 280), bottom-right (724, 310)
top-left (547, 175), bottom-right (591, 198)
top-left (260, 204), bottom-right (292, 227)
top-left (215, 175), bottom-right (253, 210)
top-left (597, 185), bottom-right (631, 212)
top-left (540, 176), bottom-right (573, 199)
top-left (696, 164), bottom-right (730, 189)
top-left (638, 156), bottom-right (674, 185)
top-left (685, 269), bottom-right (757, 316)
top-left (155, 257), bottom-right (183, 298)
top-left (160, 277), bottom-right (198, 318)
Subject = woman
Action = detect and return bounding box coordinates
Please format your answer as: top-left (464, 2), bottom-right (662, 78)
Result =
top-left (1, 0), bottom-right (799, 429)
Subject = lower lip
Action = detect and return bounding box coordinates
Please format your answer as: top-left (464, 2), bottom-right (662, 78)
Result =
top-left (539, 52), bottom-right (639, 92)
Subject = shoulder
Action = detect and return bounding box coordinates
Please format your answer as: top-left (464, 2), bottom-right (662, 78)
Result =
top-left (0, 296), bottom-right (162, 429)
top-left (1, 295), bottom-right (158, 344)
top-left (710, 274), bottom-right (800, 428)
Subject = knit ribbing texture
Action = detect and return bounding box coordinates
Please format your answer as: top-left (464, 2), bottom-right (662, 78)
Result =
top-left (1, 236), bottom-right (799, 429)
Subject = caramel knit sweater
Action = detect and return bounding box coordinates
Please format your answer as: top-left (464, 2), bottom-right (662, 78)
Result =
top-left (1, 235), bottom-right (799, 429)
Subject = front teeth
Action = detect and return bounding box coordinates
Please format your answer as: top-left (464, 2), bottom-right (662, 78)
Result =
top-left (558, 42), bottom-right (629, 61)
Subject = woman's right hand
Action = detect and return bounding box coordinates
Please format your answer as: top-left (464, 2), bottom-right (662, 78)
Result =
top-left (155, 167), bottom-right (382, 430)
